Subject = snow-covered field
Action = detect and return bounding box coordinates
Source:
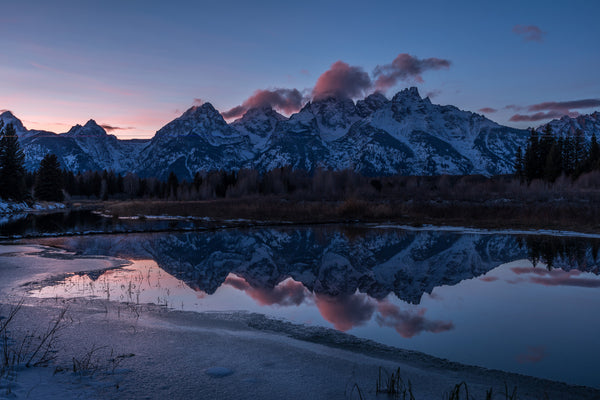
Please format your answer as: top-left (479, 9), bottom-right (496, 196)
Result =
top-left (1, 244), bottom-right (598, 399)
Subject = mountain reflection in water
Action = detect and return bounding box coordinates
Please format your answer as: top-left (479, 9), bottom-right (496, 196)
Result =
top-left (28, 227), bottom-right (600, 388)
top-left (33, 227), bottom-right (600, 304)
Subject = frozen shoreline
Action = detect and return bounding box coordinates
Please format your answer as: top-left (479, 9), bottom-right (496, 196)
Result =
top-left (372, 223), bottom-right (600, 239)
top-left (2, 300), bottom-right (599, 400)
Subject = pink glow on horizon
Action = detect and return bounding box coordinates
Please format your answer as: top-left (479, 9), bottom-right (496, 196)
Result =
top-left (0, 93), bottom-right (180, 138)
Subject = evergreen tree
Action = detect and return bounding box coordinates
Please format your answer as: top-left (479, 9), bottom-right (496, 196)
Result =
top-left (34, 153), bottom-right (64, 201)
top-left (573, 128), bottom-right (586, 168)
top-left (524, 128), bottom-right (541, 182)
top-left (514, 146), bottom-right (524, 182)
top-left (544, 144), bottom-right (562, 182)
top-left (586, 132), bottom-right (600, 172)
top-left (167, 171), bottom-right (179, 199)
top-left (0, 122), bottom-right (27, 200)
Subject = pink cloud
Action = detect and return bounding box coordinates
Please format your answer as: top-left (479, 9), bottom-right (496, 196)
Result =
top-left (426, 90), bottom-right (442, 99)
top-left (373, 53), bottom-right (451, 91)
top-left (509, 110), bottom-right (578, 122)
top-left (512, 25), bottom-right (545, 42)
top-left (528, 99), bottom-right (600, 112)
top-left (225, 275), bottom-right (308, 306)
top-left (516, 346), bottom-right (546, 364)
top-left (504, 104), bottom-right (525, 111)
top-left (478, 107), bottom-right (497, 114)
top-left (376, 302), bottom-right (454, 338)
top-left (480, 276), bottom-right (499, 282)
top-left (222, 88), bottom-right (304, 119)
top-left (193, 98), bottom-right (205, 106)
top-left (510, 267), bottom-right (600, 288)
top-left (314, 293), bottom-right (376, 331)
top-left (312, 61), bottom-right (372, 100)
top-left (100, 124), bottom-right (136, 132)
top-left (507, 99), bottom-right (600, 122)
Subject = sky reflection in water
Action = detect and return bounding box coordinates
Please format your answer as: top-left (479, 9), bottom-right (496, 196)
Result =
top-left (31, 253), bottom-right (600, 388)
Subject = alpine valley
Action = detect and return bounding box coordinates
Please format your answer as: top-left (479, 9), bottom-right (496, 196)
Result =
top-left (3, 87), bottom-right (598, 181)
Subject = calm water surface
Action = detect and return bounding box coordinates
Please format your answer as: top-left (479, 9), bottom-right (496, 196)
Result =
top-left (5, 221), bottom-right (600, 388)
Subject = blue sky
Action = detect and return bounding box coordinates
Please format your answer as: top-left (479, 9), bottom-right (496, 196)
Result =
top-left (0, 0), bottom-right (598, 138)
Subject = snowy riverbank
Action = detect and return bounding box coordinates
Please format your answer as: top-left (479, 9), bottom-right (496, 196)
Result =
top-left (0, 200), bottom-right (65, 215)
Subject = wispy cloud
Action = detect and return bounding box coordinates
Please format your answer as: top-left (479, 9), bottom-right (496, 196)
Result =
top-left (516, 346), bottom-right (546, 364)
top-left (222, 88), bottom-right (304, 119)
top-left (426, 90), bottom-right (442, 99)
top-left (478, 107), bottom-right (497, 114)
top-left (314, 293), bottom-right (376, 331)
top-left (512, 25), bottom-right (546, 42)
top-left (509, 111), bottom-right (573, 122)
top-left (528, 99), bottom-right (600, 112)
top-left (373, 53), bottom-right (451, 91)
top-left (510, 267), bottom-right (600, 288)
top-left (376, 302), bottom-right (454, 338)
top-left (508, 98), bottom-right (600, 122)
top-left (100, 124), bottom-right (136, 132)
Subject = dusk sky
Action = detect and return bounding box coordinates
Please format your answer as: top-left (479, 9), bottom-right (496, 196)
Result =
top-left (1, 0), bottom-right (599, 139)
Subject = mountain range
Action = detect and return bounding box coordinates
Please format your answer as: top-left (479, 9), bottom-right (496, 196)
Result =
top-left (41, 227), bottom-right (599, 304)
top-left (2, 88), bottom-right (598, 180)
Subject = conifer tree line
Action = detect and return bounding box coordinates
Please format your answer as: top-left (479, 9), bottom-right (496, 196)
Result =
top-left (0, 121), bottom-right (26, 201)
top-left (514, 126), bottom-right (600, 183)
top-left (0, 121), bottom-right (64, 202)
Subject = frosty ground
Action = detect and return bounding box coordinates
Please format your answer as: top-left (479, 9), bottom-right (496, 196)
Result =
top-left (1, 244), bottom-right (598, 399)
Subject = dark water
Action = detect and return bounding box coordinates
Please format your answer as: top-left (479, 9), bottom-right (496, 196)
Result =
top-left (0, 210), bottom-right (203, 238)
top-left (21, 226), bottom-right (600, 389)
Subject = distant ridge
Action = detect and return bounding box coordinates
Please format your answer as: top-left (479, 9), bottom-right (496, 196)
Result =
top-left (2, 89), bottom-right (596, 180)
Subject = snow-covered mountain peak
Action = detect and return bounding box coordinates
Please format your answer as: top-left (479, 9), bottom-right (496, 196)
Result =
top-left (392, 87), bottom-right (423, 104)
top-left (356, 92), bottom-right (389, 117)
top-left (155, 102), bottom-right (236, 141)
top-left (0, 110), bottom-right (27, 133)
top-left (65, 119), bottom-right (108, 137)
top-left (541, 112), bottom-right (600, 139)
top-left (295, 96), bottom-right (360, 141)
top-left (180, 102), bottom-right (223, 121)
top-left (235, 106), bottom-right (286, 124)
top-left (231, 107), bottom-right (286, 147)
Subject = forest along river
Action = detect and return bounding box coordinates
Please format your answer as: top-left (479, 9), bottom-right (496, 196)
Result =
top-left (1, 214), bottom-right (600, 389)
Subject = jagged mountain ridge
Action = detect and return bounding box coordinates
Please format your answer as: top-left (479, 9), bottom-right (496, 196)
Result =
top-left (38, 227), bottom-right (600, 304)
top-left (0, 111), bottom-right (149, 172)
top-left (539, 111), bottom-right (600, 140)
top-left (3, 90), bottom-right (597, 180)
top-left (40, 228), bottom-right (528, 304)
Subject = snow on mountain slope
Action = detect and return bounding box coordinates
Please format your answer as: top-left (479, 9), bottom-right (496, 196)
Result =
top-left (360, 88), bottom-right (529, 175)
top-left (540, 112), bottom-right (600, 140)
top-left (301, 96), bottom-right (362, 142)
top-left (136, 103), bottom-right (252, 180)
top-left (8, 88), bottom-right (592, 178)
top-left (231, 107), bottom-right (286, 148)
top-left (62, 120), bottom-right (141, 172)
top-left (1, 110), bottom-right (27, 133)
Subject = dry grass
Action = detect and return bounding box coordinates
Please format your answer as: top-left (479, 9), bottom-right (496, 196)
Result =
top-left (87, 195), bottom-right (600, 233)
